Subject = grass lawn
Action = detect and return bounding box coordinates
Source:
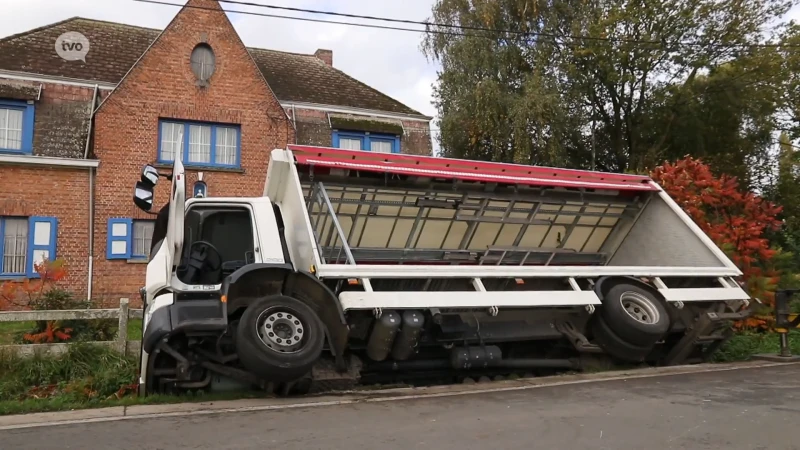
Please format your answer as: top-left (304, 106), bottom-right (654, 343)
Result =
top-left (0, 323), bottom-right (796, 416)
top-left (0, 321), bottom-right (36, 345)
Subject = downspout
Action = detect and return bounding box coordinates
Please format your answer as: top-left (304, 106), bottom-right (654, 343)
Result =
top-left (85, 84), bottom-right (99, 301)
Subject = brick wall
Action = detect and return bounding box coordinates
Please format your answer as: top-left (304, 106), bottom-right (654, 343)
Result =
top-left (0, 1), bottom-right (432, 306)
top-left (0, 165), bottom-right (91, 297)
top-left (91, 0), bottom-right (293, 306)
top-left (289, 108), bottom-right (331, 147)
top-left (400, 119), bottom-right (433, 156)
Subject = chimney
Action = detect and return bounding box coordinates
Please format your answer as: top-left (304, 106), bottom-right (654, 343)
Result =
top-left (314, 49), bottom-right (333, 67)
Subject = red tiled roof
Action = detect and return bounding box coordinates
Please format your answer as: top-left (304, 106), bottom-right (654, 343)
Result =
top-left (0, 17), bottom-right (426, 117)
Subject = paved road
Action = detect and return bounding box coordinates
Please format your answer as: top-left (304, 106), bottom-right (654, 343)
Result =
top-left (3, 364), bottom-right (800, 449)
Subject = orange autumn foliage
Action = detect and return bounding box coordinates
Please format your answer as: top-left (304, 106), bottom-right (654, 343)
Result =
top-left (0, 258), bottom-right (73, 343)
top-left (651, 156), bottom-right (784, 305)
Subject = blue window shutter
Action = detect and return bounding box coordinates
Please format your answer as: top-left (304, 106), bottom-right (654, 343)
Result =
top-left (26, 216), bottom-right (58, 278)
top-left (107, 218), bottom-right (133, 260)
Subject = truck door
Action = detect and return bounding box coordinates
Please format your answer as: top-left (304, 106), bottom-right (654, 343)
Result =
top-left (144, 158), bottom-right (185, 295)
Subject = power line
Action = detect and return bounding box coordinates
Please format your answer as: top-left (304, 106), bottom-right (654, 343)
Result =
top-left (220, 0), bottom-right (800, 49)
top-left (219, 0), bottom-right (661, 46)
top-left (132, 0), bottom-right (464, 37)
top-left (222, 0), bottom-right (800, 50)
top-left (133, 0), bottom-right (800, 50)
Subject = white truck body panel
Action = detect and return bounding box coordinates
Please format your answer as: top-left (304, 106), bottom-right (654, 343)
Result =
top-left (262, 147), bottom-right (750, 309)
top-left (338, 290), bottom-right (603, 311)
top-left (265, 148), bottom-right (323, 273)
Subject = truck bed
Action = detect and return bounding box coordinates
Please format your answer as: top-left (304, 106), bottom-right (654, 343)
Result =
top-left (300, 181), bottom-right (726, 271)
top-left (264, 145), bottom-right (740, 280)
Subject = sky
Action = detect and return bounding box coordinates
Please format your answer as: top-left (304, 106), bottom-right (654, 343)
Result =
top-left (0, 0), bottom-right (442, 146)
top-left (3, 0), bottom-right (800, 159)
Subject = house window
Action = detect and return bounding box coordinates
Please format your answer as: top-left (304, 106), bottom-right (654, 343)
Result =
top-left (191, 44), bottom-right (216, 82)
top-left (0, 216), bottom-right (57, 278)
top-left (132, 220), bottom-right (155, 259)
top-left (158, 120), bottom-right (240, 169)
top-left (0, 99), bottom-right (35, 155)
top-left (1, 217), bottom-right (27, 275)
top-left (339, 137), bottom-right (362, 150)
top-left (332, 130), bottom-right (400, 154)
top-left (107, 218), bottom-right (156, 261)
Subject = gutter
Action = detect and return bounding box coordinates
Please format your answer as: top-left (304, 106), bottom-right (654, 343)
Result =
top-left (0, 154), bottom-right (99, 168)
top-left (279, 101), bottom-right (433, 123)
top-left (0, 69), bottom-right (116, 90)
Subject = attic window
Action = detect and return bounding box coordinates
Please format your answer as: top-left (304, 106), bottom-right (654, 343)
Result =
top-left (190, 44), bottom-right (216, 82)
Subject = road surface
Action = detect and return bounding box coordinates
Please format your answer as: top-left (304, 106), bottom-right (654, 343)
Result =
top-left (2, 364), bottom-right (800, 449)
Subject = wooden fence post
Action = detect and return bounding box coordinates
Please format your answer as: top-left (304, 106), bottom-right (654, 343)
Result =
top-left (117, 298), bottom-right (129, 355)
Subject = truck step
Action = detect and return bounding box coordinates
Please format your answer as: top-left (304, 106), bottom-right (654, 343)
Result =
top-left (308, 356), bottom-right (363, 394)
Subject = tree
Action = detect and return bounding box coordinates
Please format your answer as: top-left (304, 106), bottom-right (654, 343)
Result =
top-left (762, 132), bottom-right (800, 290)
top-left (650, 156), bottom-right (784, 303)
top-left (423, 0), bottom-right (796, 178)
top-left (642, 55), bottom-right (783, 190)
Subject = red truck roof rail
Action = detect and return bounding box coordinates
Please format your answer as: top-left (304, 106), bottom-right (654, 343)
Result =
top-left (287, 145), bottom-right (658, 192)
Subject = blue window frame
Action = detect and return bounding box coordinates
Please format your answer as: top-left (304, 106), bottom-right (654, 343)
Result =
top-left (0, 99), bottom-right (35, 155)
top-left (107, 218), bottom-right (155, 261)
top-left (332, 130), bottom-right (400, 153)
top-left (157, 119), bottom-right (241, 168)
top-left (0, 216), bottom-right (57, 279)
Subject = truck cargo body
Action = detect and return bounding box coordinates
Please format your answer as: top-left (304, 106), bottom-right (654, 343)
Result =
top-left (133, 145), bottom-right (751, 396)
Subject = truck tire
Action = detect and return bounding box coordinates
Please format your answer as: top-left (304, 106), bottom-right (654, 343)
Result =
top-left (599, 283), bottom-right (669, 346)
top-left (236, 294), bottom-right (325, 383)
top-left (590, 314), bottom-right (653, 363)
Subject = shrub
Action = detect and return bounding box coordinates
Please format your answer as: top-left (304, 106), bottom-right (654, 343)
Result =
top-left (651, 156), bottom-right (784, 305)
top-left (0, 343), bottom-right (138, 403)
top-left (1, 260), bottom-right (119, 344)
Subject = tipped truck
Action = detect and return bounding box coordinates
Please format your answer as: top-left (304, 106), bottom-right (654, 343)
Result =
top-left (133, 145), bottom-right (751, 395)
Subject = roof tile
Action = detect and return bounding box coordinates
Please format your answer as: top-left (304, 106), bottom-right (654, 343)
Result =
top-left (0, 17), bottom-right (426, 117)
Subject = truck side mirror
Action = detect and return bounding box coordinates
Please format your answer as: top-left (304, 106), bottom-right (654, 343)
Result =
top-left (141, 165), bottom-right (160, 188)
top-left (134, 181), bottom-right (155, 212)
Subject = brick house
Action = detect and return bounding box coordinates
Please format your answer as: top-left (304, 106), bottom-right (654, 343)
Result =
top-left (0, 0), bottom-right (433, 305)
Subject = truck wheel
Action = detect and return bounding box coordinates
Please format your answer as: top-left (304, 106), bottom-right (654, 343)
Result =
top-left (236, 295), bottom-right (325, 383)
top-left (590, 315), bottom-right (653, 363)
top-left (599, 283), bottom-right (669, 346)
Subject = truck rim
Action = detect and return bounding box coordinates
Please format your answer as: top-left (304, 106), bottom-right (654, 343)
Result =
top-left (256, 308), bottom-right (306, 353)
top-left (619, 291), bottom-right (660, 325)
